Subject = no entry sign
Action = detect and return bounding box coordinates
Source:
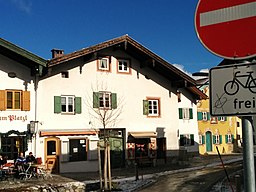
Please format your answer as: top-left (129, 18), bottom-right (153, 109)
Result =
top-left (195, 0), bottom-right (256, 60)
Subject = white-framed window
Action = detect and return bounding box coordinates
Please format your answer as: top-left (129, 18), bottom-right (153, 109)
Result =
top-left (61, 95), bottom-right (75, 113)
top-left (143, 98), bottom-right (160, 117)
top-left (93, 91), bottom-right (117, 110)
top-left (99, 92), bottom-right (111, 109)
top-left (179, 108), bottom-right (193, 120)
top-left (219, 116), bottom-right (226, 121)
top-left (202, 112), bottom-right (207, 121)
top-left (98, 58), bottom-right (110, 71)
top-left (148, 99), bottom-right (159, 116)
top-left (227, 134), bottom-right (232, 143)
top-left (117, 59), bottom-right (130, 73)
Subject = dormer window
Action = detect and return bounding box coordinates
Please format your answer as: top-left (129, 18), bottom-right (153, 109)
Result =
top-left (98, 57), bottom-right (110, 72)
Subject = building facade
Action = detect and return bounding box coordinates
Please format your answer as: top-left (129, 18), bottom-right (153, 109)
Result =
top-left (1, 35), bottom-right (207, 173)
top-left (197, 85), bottom-right (242, 155)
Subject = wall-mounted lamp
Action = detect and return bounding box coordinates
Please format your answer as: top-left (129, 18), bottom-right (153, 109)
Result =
top-left (29, 121), bottom-right (39, 134)
top-left (8, 72), bottom-right (17, 78)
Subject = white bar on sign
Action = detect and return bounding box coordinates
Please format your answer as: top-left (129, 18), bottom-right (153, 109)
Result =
top-left (200, 2), bottom-right (256, 27)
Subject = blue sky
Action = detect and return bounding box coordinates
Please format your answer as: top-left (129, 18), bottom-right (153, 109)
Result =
top-left (0, 0), bottom-right (222, 74)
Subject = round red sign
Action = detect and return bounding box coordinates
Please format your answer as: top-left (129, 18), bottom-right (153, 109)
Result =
top-left (195, 0), bottom-right (256, 60)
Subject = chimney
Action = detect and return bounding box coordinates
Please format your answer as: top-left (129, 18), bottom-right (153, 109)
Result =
top-left (51, 49), bottom-right (64, 58)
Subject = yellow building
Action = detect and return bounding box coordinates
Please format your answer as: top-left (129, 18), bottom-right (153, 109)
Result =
top-left (197, 86), bottom-right (242, 155)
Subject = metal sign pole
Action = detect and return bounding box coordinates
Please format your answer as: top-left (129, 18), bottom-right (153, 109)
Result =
top-left (242, 116), bottom-right (255, 192)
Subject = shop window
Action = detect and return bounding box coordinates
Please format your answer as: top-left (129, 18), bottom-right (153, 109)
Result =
top-left (180, 134), bottom-right (194, 146)
top-left (69, 139), bottom-right (87, 162)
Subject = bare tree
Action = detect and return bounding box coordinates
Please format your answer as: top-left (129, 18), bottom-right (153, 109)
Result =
top-left (85, 81), bottom-right (124, 191)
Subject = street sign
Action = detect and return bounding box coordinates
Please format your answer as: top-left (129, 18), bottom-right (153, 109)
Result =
top-left (210, 62), bottom-right (256, 116)
top-left (195, 0), bottom-right (256, 60)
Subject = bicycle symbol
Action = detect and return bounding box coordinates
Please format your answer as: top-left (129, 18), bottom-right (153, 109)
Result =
top-left (224, 71), bottom-right (256, 95)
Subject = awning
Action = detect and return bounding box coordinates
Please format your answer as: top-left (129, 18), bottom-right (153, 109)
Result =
top-left (128, 132), bottom-right (157, 138)
top-left (40, 129), bottom-right (97, 137)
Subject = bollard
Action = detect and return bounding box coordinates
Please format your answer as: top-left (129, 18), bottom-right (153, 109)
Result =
top-left (135, 162), bottom-right (139, 181)
top-left (235, 174), bottom-right (241, 192)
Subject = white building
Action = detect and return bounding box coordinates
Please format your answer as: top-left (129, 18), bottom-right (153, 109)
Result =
top-left (0, 35), bottom-right (206, 173)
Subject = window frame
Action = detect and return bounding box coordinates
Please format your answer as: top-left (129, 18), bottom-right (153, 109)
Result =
top-left (7, 90), bottom-right (21, 110)
top-left (215, 135), bottom-right (220, 144)
top-left (97, 57), bottom-right (110, 72)
top-left (202, 112), bottom-right (208, 121)
top-left (99, 91), bottom-right (111, 109)
top-left (117, 58), bottom-right (131, 74)
top-left (143, 97), bottom-right (161, 117)
top-left (61, 95), bottom-right (75, 114)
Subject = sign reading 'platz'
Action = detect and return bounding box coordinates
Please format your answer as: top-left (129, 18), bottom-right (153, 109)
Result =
top-left (210, 62), bottom-right (256, 116)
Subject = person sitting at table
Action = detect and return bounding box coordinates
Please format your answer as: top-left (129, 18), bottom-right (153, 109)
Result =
top-left (26, 152), bottom-right (37, 164)
top-left (15, 152), bottom-right (27, 173)
top-left (0, 155), bottom-right (7, 168)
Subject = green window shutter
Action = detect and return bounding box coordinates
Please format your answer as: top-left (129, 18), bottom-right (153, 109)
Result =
top-left (224, 117), bottom-right (227, 121)
top-left (178, 108), bottom-right (183, 119)
top-left (202, 135), bottom-right (205, 144)
top-left (207, 112), bottom-right (210, 120)
top-left (143, 100), bottom-right (149, 115)
top-left (54, 96), bottom-right (61, 113)
top-left (220, 135), bottom-right (222, 144)
top-left (180, 135), bottom-right (184, 146)
top-left (197, 112), bottom-right (203, 120)
top-left (225, 135), bottom-right (228, 143)
top-left (190, 134), bottom-right (194, 145)
top-left (218, 117), bottom-right (221, 121)
top-left (232, 134), bottom-right (234, 143)
top-left (189, 108), bottom-right (193, 119)
top-left (93, 92), bottom-right (99, 108)
top-left (111, 93), bottom-right (117, 109)
top-left (213, 136), bottom-right (216, 144)
top-left (75, 97), bottom-right (82, 114)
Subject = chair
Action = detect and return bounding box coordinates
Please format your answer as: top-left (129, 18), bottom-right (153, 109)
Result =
top-left (18, 163), bottom-right (32, 180)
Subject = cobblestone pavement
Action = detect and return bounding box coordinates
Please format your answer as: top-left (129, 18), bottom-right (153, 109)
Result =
top-left (0, 154), bottom-right (243, 191)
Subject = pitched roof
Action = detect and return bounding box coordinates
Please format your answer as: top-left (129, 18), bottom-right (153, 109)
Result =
top-left (0, 38), bottom-right (47, 67)
top-left (48, 35), bottom-right (207, 99)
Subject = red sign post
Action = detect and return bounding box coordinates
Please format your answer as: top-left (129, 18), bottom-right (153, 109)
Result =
top-left (195, 0), bottom-right (256, 60)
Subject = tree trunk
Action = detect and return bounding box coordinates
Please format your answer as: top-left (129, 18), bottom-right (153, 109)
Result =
top-left (107, 143), bottom-right (112, 190)
top-left (97, 142), bottom-right (103, 190)
top-left (104, 142), bottom-right (108, 190)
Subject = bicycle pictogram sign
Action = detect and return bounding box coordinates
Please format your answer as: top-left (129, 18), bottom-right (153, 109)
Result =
top-left (224, 71), bottom-right (256, 95)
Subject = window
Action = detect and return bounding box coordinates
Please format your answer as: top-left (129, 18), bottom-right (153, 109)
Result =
top-left (54, 95), bottom-right (81, 114)
top-left (180, 134), bottom-right (194, 146)
top-left (202, 112), bottom-right (208, 121)
top-left (98, 57), bottom-right (110, 71)
top-left (199, 135), bottom-right (205, 145)
top-left (61, 96), bottom-right (74, 113)
top-left (179, 108), bottom-right (193, 120)
top-left (117, 59), bottom-right (131, 73)
top-left (218, 116), bottom-right (227, 121)
top-left (143, 98), bottom-right (160, 117)
top-left (213, 135), bottom-right (222, 144)
top-left (225, 134), bottom-right (234, 144)
top-left (69, 139), bottom-right (87, 162)
top-left (210, 117), bottom-right (218, 124)
top-left (93, 92), bottom-right (117, 109)
top-left (0, 90), bottom-right (30, 111)
top-left (197, 112), bottom-right (209, 121)
top-left (61, 71), bottom-right (69, 78)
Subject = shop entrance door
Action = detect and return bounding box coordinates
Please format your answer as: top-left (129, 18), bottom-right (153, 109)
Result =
top-left (1, 136), bottom-right (24, 160)
top-left (45, 137), bottom-right (60, 173)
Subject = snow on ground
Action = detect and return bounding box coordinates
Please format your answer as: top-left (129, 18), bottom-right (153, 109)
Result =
top-left (83, 157), bottom-right (243, 192)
